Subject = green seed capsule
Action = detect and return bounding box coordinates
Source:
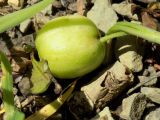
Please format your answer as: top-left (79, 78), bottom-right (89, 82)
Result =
top-left (35, 15), bottom-right (105, 79)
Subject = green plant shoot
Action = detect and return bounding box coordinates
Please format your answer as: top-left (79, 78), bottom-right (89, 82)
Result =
top-left (0, 51), bottom-right (24, 120)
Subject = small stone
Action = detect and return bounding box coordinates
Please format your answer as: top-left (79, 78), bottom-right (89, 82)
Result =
top-left (8, 0), bottom-right (24, 9)
top-left (91, 107), bottom-right (114, 120)
top-left (18, 77), bottom-right (31, 96)
top-left (41, 4), bottom-right (52, 15)
top-left (120, 93), bottom-right (147, 120)
top-left (33, 13), bottom-right (50, 30)
top-left (52, 0), bottom-right (62, 8)
top-left (87, 0), bottom-right (118, 33)
top-left (144, 107), bottom-right (160, 120)
top-left (114, 35), bottom-right (144, 72)
top-left (112, 1), bottom-right (138, 20)
top-left (141, 87), bottom-right (160, 104)
top-left (19, 19), bottom-right (32, 33)
top-left (14, 95), bottom-right (21, 108)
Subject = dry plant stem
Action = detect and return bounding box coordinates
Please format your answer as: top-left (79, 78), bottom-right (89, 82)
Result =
top-left (102, 22), bottom-right (160, 44)
top-left (127, 71), bottom-right (160, 95)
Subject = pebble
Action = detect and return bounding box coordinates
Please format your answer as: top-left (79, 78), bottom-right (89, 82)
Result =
top-left (18, 77), bottom-right (31, 96)
top-left (19, 19), bottom-right (32, 33)
top-left (114, 35), bottom-right (144, 72)
top-left (141, 87), bottom-right (160, 104)
top-left (8, 0), bottom-right (24, 9)
top-left (120, 93), bottom-right (147, 120)
top-left (91, 107), bottom-right (114, 120)
top-left (144, 107), bottom-right (160, 120)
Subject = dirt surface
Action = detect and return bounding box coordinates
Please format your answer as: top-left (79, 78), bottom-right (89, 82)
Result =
top-left (1, 0), bottom-right (160, 120)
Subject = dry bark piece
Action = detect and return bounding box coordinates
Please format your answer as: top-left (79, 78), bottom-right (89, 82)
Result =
top-left (141, 87), bottom-right (160, 104)
top-left (81, 61), bottom-right (134, 111)
top-left (91, 107), bottom-right (114, 120)
top-left (120, 93), bottom-right (147, 120)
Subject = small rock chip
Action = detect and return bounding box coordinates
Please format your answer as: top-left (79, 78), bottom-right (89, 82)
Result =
top-left (141, 87), bottom-right (160, 104)
top-left (19, 19), bottom-right (32, 33)
top-left (87, 0), bottom-right (118, 33)
top-left (144, 107), bottom-right (160, 120)
top-left (8, 0), bottom-right (24, 9)
top-left (91, 107), bottom-right (114, 120)
top-left (114, 35), bottom-right (144, 72)
top-left (112, 1), bottom-right (138, 20)
top-left (41, 4), bottom-right (52, 15)
top-left (18, 77), bottom-right (31, 96)
top-left (120, 93), bottom-right (147, 120)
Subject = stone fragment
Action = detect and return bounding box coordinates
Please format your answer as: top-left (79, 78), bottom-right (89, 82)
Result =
top-left (141, 87), bottom-right (160, 104)
top-left (19, 19), bottom-right (32, 33)
top-left (144, 107), bottom-right (160, 120)
top-left (114, 35), bottom-right (144, 72)
top-left (120, 93), bottom-right (147, 120)
top-left (87, 0), bottom-right (118, 33)
top-left (8, 0), bottom-right (24, 9)
top-left (41, 4), bottom-right (52, 15)
top-left (91, 107), bottom-right (114, 120)
top-left (112, 1), bottom-right (138, 20)
top-left (18, 77), bottom-right (31, 96)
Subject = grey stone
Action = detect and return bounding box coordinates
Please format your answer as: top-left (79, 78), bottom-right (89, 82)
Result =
top-left (114, 35), bottom-right (144, 72)
top-left (120, 93), bottom-right (147, 120)
top-left (19, 19), bottom-right (32, 33)
top-left (91, 107), bottom-right (114, 120)
top-left (144, 107), bottom-right (160, 120)
top-left (112, 1), bottom-right (138, 20)
top-left (141, 87), bottom-right (160, 104)
top-left (87, 0), bottom-right (118, 33)
top-left (18, 77), bottom-right (31, 96)
top-left (8, 0), bottom-right (24, 9)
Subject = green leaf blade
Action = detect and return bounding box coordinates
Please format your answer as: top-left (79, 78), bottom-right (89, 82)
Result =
top-left (0, 51), bottom-right (24, 120)
top-left (0, 0), bottom-right (54, 33)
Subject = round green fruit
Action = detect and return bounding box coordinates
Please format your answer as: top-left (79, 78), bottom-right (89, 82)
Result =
top-left (35, 15), bottom-right (105, 79)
